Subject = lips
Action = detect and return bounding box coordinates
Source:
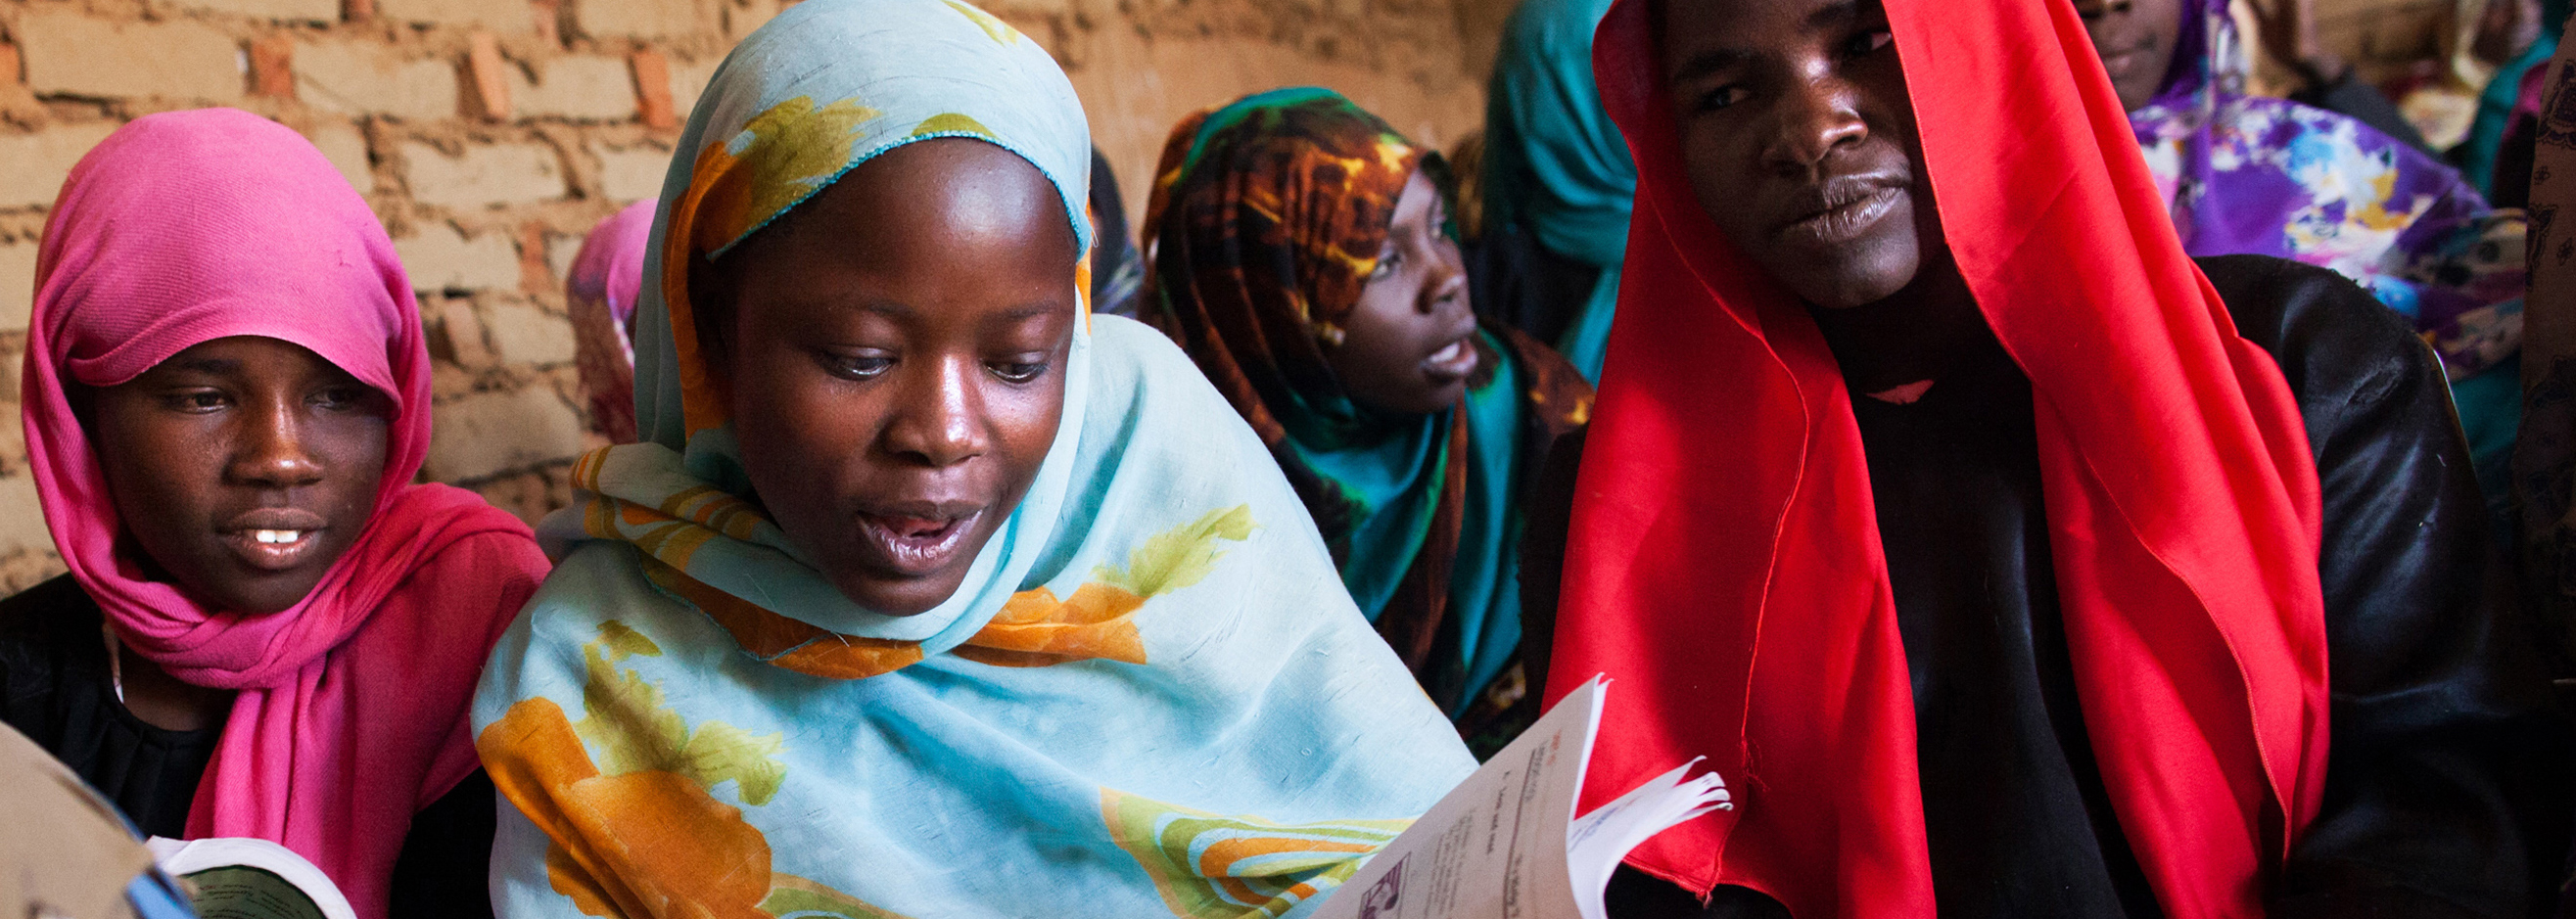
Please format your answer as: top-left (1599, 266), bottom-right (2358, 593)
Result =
top-left (852, 502), bottom-right (986, 577)
top-left (2101, 41), bottom-right (2157, 80)
top-left (218, 507), bottom-right (330, 573)
top-left (1776, 176), bottom-right (1908, 246)
top-left (1420, 322), bottom-right (1481, 385)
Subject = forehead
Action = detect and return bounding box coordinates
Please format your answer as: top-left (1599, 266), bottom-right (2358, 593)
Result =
top-left (151, 336), bottom-right (344, 378)
top-left (1660, 0), bottom-right (1871, 61)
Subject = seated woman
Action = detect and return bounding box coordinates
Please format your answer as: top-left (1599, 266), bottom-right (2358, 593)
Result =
top-left (1536, 0), bottom-right (2568, 916)
top-left (469, 1), bottom-right (1475, 915)
top-left (1476, 0), bottom-right (1636, 382)
top-left (0, 110), bottom-right (551, 919)
top-left (1142, 89), bottom-right (1593, 754)
top-left (2083, 0), bottom-right (2531, 513)
top-left (566, 201), bottom-right (656, 444)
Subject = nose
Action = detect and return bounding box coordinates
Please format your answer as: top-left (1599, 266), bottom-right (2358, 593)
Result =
top-left (1761, 70), bottom-right (1869, 177)
top-left (2072, 0), bottom-right (2132, 21)
top-left (228, 395), bottom-right (324, 488)
top-left (881, 355), bottom-right (992, 468)
top-left (1418, 243), bottom-right (1469, 316)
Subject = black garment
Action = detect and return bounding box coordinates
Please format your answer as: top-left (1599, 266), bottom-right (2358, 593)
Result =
top-left (2292, 70), bottom-right (2437, 158)
top-left (1465, 223), bottom-right (1604, 347)
top-left (0, 574), bottom-right (497, 919)
top-left (1089, 147), bottom-right (1147, 319)
top-left (1593, 255), bottom-right (2569, 918)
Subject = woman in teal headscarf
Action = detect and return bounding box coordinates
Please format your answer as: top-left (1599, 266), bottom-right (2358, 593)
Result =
top-left (470, 2), bottom-right (1475, 915)
top-left (1477, 0), bottom-right (1634, 383)
top-left (2461, 0), bottom-right (2569, 195)
top-left (1142, 89), bottom-right (1593, 757)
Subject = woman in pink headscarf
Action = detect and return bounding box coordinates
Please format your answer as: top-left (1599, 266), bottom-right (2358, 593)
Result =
top-left (565, 201), bottom-right (654, 443)
top-left (0, 109), bottom-right (549, 919)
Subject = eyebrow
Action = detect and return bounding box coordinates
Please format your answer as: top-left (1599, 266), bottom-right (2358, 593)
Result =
top-left (988, 301), bottom-right (1067, 324)
top-left (1668, 47), bottom-right (1747, 84)
top-left (167, 357), bottom-right (242, 375)
top-left (1804, 0), bottom-right (1862, 31)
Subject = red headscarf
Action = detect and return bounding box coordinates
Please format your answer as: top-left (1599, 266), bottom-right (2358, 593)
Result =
top-left (1548, 1), bottom-right (2331, 916)
top-left (24, 109), bottom-right (548, 918)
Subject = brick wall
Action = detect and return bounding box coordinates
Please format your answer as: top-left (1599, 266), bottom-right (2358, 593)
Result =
top-left (0, 0), bottom-right (1514, 593)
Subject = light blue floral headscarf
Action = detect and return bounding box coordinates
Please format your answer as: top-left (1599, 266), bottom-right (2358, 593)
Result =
top-left (469, 1), bottom-right (1475, 916)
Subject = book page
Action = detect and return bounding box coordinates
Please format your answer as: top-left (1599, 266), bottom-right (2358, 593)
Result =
top-left (145, 838), bottom-right (356, 919)
top-left (179, 867), bottom-right (326, 919)
top-left (1306, 678), bottom-right (1608, 919)
top-left (1564, 762), bottom-right (1731, 919)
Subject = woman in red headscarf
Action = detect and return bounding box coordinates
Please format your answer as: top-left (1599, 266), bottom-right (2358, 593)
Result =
top-left (1532, 0), bottom-right (2570, 916)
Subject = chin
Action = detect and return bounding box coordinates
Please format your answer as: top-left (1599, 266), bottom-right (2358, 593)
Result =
top-left (824, 568), bottom-right (966, 618)
top-left (210, 574), bottom-right (325, 617)
top-left (1796, 240), bottom-right (1921, 309)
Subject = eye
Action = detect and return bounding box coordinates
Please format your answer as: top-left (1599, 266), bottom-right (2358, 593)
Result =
top-left (163, 389), bottom-right (228, 413)
top-left (987, 359), bottom-right (1050, 384)
top-left (1369, 247), bottom-right (1404, 280)
top-left (1694, 85), bottom-right (1750, 113)
top-left (1844, 27), bottom-right (1894, 58)
top-left (311, 384), bottom-right (368, 411)
top-left (819, 350), bottom-right (896, 381)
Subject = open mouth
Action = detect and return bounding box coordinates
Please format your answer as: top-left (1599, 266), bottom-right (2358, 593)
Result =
top-left (219, 507), bottom-right (329, 573)
top-left (1421, 331), bottom-right (1481, 384)
top-left (855, 508), bottom-right (983, 575)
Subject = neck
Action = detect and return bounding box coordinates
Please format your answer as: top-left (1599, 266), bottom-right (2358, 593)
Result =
top-left (111, 629), bottom-right (235, 732)
top-left (1807, 254), bottom-right (1989, 395)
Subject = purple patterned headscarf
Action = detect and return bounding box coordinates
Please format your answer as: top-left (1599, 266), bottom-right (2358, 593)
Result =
top-left (2129, 0), bottom-right (2525, 380)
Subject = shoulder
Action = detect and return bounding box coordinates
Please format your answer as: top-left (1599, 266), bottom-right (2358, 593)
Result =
top-left (1082, 315), bottom-right (1277, 452)
top-left (473, 542), bottom-right (661, 731)
top-left (2199, 253), bottom-right (2428, 415)
top-left (0, 575), bottom-right (96, 638)
top-left (0, 574), bottom-right (98, 691)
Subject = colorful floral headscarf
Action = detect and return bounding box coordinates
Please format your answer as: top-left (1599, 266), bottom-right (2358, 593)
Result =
top-left (2131, 0), bottom-right (2526, 382)
top-left (469, 3), bottom-right (1475, 916)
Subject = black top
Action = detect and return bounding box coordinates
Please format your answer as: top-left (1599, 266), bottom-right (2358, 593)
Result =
top-left (1597, 254), bottom-right (2570, 918)
top-left (1466, 222), bottom-right (1606, 348)
top-left (0, 574), bottom-right (497, 919)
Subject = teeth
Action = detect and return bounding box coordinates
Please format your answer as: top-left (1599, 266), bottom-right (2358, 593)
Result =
top-left (252, 529), bottom-right (304, 545)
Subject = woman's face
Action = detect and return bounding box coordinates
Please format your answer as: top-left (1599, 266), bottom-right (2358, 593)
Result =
top-left (87, 336), bottom-right (393, 615)
top-left (711, 138), bottom-right (1076, 617)
top-left (1328, 170), bottom-right (1478, 415)
top-left (2074, 0), bottom-right (2186, 112)
top-left (1661, 0), bottom-right (1939, 309)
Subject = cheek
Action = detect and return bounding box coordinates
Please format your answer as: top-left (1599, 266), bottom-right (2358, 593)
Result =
top-left (731, 357), bottom-right (874, 477)
top-left (94, 408), bottom-right (220, 522)
top-left (989, 373), bottom-right (1067, 476)
top-left (1680, 131), bottom-right (1763, 245)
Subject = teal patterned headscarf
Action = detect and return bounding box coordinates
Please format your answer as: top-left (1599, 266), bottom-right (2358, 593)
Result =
top-left (471, 2), bottom-right (1475, 915)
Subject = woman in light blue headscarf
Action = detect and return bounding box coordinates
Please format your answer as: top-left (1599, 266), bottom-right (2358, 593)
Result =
top-left (1477, 0), bottom-right (1634, 383)
top-left (468, 1), bottom-right (1475, 915)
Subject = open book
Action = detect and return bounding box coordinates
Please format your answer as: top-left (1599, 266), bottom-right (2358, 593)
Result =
top-left (1312, 675), bottom-right (1730, 919)
top-left (143, 837), bottom-right (356, 919)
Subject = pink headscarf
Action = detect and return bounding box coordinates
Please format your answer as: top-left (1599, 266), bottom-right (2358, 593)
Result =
top-left (23, 109), bottom-right (549, 918)
top-left (567, 200), bottom-right (655, 443)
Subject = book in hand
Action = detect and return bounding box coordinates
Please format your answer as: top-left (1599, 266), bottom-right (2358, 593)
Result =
top-left (143, 837), bottom-right (357, 919)
top-left (1311, 675), bottom-right (1730, 919)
